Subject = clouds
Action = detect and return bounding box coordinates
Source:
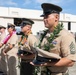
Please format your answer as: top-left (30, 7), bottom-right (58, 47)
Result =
top-left (35, 0), bottom-right (61, 4)
top-left (23, 0), bottom-right (32, 5)
top-left (0, 0), bottom-right (75, 8)
top-left (35, 0), bottom-right (75, 6)
top-left (23, 0), bottom-right (63, 9)
top-left (0, 0), bottom-right (75, 14)
top-left (0, 0), bottom-right (17, 6)
top-left (23, 0), bottom-right (62, 5)
top-left (23, 0), bottom-right (75, 8)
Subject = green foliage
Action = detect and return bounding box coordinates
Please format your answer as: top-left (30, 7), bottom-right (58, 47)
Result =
top-left (33, 66), bottom-right (40, 75)
top-left (34, 23), bottom-right (63, 75)
top-left (38, 23), bottom-right (63, 51)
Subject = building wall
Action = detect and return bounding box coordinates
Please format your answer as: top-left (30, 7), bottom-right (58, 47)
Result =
top-left (63, 22), bottom-right (68, 30)
top-left (0, 7), bottom-right (76, 35)
top-left (32, 20), bottom-right (45, 35)
top-left (71, 23), bottom-right (76, 32)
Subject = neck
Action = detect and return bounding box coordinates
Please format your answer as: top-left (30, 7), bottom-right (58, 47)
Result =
top-left (49, 23), bottom-right (58, 32)
top-left (9, 31), bottom-right (13, 34)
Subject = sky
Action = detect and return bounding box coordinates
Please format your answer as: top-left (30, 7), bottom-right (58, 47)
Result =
top-left (0, 0), bottom-right (76, 15)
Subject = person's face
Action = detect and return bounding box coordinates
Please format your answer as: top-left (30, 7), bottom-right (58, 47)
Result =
top-left (43, 13), bottom-right (58, 28)
top-left (21, 25), bottom-right (31, 33)
top-left (7, 27), bottom-right (13, 33)
top-left (0, 28), bottom-right (5, 33)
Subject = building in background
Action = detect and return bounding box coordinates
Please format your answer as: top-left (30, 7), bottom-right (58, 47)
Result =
top-left (0, 7), bottom-right (76, 35)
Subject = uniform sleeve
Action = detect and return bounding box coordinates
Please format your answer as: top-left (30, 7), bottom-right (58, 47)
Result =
top-left (61, 34), bottom-right (76, 61)
top-left (27, 34), bottom-right (39, 47)
top-left (10, 34), bottom-right (18, 45)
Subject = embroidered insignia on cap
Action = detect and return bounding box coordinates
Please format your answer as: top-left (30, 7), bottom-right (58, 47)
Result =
top-left (70, 42), bottom-right (76, 54)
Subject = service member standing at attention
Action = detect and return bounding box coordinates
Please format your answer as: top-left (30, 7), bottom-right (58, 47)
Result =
top-left (0, 25), bottom-right (6, 73)
top-left (17, 18), bottom-right (39, 75)
top-left (31, 3), bottom-right (76, 75)
top-left (1, 23), bottom-right (19, 75)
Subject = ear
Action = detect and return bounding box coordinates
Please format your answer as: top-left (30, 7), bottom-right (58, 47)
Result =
top-left (55, 14), bottom-right (59, 22)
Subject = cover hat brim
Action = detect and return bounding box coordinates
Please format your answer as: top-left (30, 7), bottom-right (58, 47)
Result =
top-left (35, 47), bottom-right (61, 59)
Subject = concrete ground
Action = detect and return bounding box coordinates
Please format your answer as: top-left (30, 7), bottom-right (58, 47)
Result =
top-left (0, 62), bottom-right (76, 75)
top-left (68, 62), bottom-right (76, 75)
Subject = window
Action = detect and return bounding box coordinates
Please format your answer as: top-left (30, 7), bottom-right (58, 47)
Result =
top-left (68, 22), bottom-right (71, 30)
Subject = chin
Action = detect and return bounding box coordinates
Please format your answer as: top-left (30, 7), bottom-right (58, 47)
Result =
top-left (45, 25), bottom-right (49, 28)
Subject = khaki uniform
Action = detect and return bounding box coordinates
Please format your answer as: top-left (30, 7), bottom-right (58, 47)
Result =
top-left (20, 34), bottom-right (39, 75)
top-left (1, 33), bottom-right (19, 75)
top-left (41, 29), bottom-right (76, 75)
top-left (27, 34), bottom-right (39, 47)
top-left (0, 32), bottom-right (6, 72)
top-left (0, 32), bottom-right (6, 53)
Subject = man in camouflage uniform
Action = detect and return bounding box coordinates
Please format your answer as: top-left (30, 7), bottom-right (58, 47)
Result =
top-left (31, 3), bottom-right (76, 75)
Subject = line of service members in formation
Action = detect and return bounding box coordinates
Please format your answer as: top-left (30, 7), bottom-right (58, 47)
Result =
top-left (0, 18), bottom-right (39, 75)
top-left (0, 2), bottom-right (76, 75)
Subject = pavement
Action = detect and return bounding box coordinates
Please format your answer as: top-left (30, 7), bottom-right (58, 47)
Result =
top-left (0, 62), bottom-right (76, 75)
top-left (68, 62), bottom-right (76, 75)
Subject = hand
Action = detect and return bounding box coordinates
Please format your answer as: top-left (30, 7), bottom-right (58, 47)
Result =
top-left (30, 61), bottom-right (47, 66)
top-left (30, 62), bottom-right (40, 66)
top-left (17, 54), bottom-right (35, 60)
top-left (2, 50), bottom-right (7, 55)
top-left (0, 43), bottom-right (3, 48)
top-left (25, 54), bottom-right (35, 59)
top-left (17, 53), bottom-right (24, 57)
